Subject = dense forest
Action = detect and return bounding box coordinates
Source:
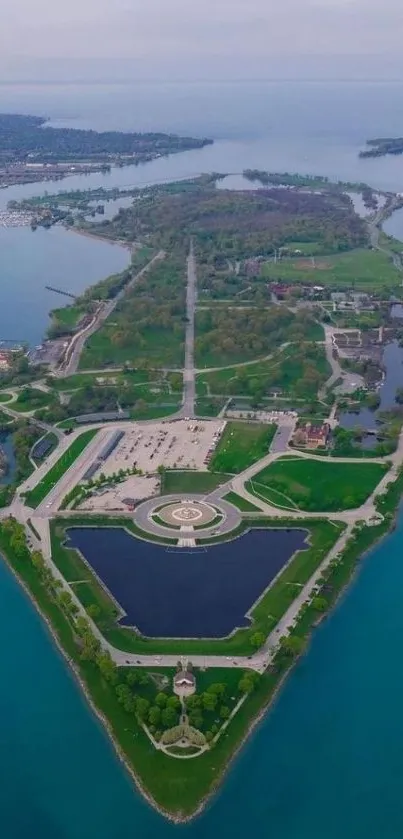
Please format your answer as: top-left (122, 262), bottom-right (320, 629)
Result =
top-left (0, 113), bottom-right (212, 164)
top-left (195, 306), bottom-right (322, 366)
top-left (91, 181), bottom-right (368, 257)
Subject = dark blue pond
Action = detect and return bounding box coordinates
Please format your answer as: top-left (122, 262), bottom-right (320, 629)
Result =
top-left (66, 527), bottom-right (308, 638)
top-left (0, 431), bottom-right (17, 486)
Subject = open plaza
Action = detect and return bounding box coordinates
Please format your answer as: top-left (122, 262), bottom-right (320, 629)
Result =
top-left (91, 419), bottom-right (225, 479)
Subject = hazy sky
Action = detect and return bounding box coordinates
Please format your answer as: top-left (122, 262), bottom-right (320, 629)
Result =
top-left (2, 0), bottom-right (403, 78)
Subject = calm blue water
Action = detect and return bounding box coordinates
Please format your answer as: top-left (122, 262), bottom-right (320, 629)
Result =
top-left (1, 81), bottom-right (403, 836)
top-left (0, 226), bottom-right (129, 346)
top-left (67, 527), bottom-right (307, 637)
top-left (0, 430), bottom-right (17, 485)
top-left (339, 341), bottom-right (403, 430)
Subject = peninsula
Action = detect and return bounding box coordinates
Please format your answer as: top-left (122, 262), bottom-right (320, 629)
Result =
top-left (359, 137), bottom-right (403, 158)
top-left (0, 113), bottom-right (213, 187)
top-left (1, 165), bottom-right (403, 821)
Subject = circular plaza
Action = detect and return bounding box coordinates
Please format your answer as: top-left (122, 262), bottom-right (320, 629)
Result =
top-left (133, 494), bottom-right (242, 542)
top-left (157, 499), bottom-right (217, 528)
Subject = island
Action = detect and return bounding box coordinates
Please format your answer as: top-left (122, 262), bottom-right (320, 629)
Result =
top-left (1, 164), bottom-right (403, 821)
top-left (0, 113), bottom-right (213, 187)
top-left (359, 137), bottom-right (403, 158)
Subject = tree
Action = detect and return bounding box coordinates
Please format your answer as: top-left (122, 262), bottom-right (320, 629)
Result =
top-left (135, 697), bottom-right (150, 721)
top-left (280, 634), bottom-right (305, 657)
top-left (311, 596), bottom-right (328, 612)
top-left (87, 603), bottom-right (101, 619)
top-left (250, 631), bottom-right (265, 650)
top-left (201, 691), bottom-right (218, 712)
top-left (220, 705), bottom-right (230, 720)
top-left (148, 706), bottom-right (162, 727)
top-left (188, 710), bottom-right (203, 729)
top-left (186, 694), bottom-right (201, 710)
top-left (161, 706), bottom-right (178, 729)
top-left (206, 683), bottom-right (226, 698)
top-left (155, 692), bottom-right (168, 708)
top-left (126, 670), bottom-right (139, 687)
top-left (238, 676), bottom-right (254, 694)
top-left (166, 695), bottom-right (181, 712)
top-left (96, 651), bottom-right (118, 684)
top-left (79, 631), bottom-right (100, 662)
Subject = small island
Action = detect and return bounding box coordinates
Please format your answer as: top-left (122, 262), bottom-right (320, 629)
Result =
top-left (0, 113), bottom-right (213, 187)
top-left (359, 137), bottom-right (403, 158)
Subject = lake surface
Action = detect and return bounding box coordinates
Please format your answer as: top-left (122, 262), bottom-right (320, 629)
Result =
top-left (67, 527), bottom-right (307, 637)
top-left (0, 225), bottom-right (129, 346)
top-left (2, 80), bottom-right (403, 836)
top-left (0, 430), bottom-right (17, 485)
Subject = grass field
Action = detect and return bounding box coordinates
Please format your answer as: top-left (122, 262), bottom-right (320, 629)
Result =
top-left (50, 304), bottom-right (86, 331)
top-left (161, 470), bottom-right (231, 495)
top-left (53, 369), bottom-right (157, 391)
top-left (248, 456), bottom-right (388, 512)
top-left (223, 491), bottom-right (262, 512)
top-left (13, 388), bottom-right (56, 414)
top-left (195, 397), bottom-right (228, 417)
top-left (0, 393), bottom-right (13, 403)
top-left (209, 422), bottom-right (277, 474)
top-left (196, 343), bottom-right (330, 400)
top-left (25, 429), bottom-right (98, 508)
top-left (261, 247), bottom-right (401, 290)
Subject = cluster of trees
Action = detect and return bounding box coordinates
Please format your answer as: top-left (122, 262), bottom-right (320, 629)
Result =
top-left (0, 114), bottom-right (212, 164)
top-left (195, 306), bottom-right (295, 365)
top-left (184, 672), bottom-right (261, 741)
top-left (206, 344), bottom-right (327, 403)
top-left (81, 256), bottom-right (186, 368)
top-left (88, 180), bottom-right (367, 259)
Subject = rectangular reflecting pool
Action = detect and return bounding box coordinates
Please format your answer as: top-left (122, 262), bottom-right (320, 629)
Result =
top-left (66, 527), bottom-right (308, 638)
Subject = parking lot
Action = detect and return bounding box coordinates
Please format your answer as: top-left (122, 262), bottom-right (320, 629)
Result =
top-left (98, 419), bottom-right (224, 477)
top-left (80, 474), bottom-right (160, 511)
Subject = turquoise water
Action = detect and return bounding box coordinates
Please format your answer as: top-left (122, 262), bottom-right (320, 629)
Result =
top-left (1, 510), bottom-right (403, 838)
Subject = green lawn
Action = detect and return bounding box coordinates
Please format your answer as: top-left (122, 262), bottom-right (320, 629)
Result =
top-left (223, 491), bottom-right (262, 512)
top-left (25, 429), bottom-right (98, 508)
top-left (13, 388), bottom-right (56, 414)
top-left (195, 397), bottom-right (228, 417)
top-left (53, 369), bottom-right (156, 391)
top-left (262, 247), bottom-right (401, 290)
top-left (210, 422), bottom-right (276, 474)
top-left (161, 470), bottom-right (231, 495)
top-left (50, 304), bottom-right (86, 331)
top-left (196, 343), bottom-right (330, 400)
top-left (248, 456), bottom-right (388, 512)
top-left (0, 392), bottom-right (13, 403)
